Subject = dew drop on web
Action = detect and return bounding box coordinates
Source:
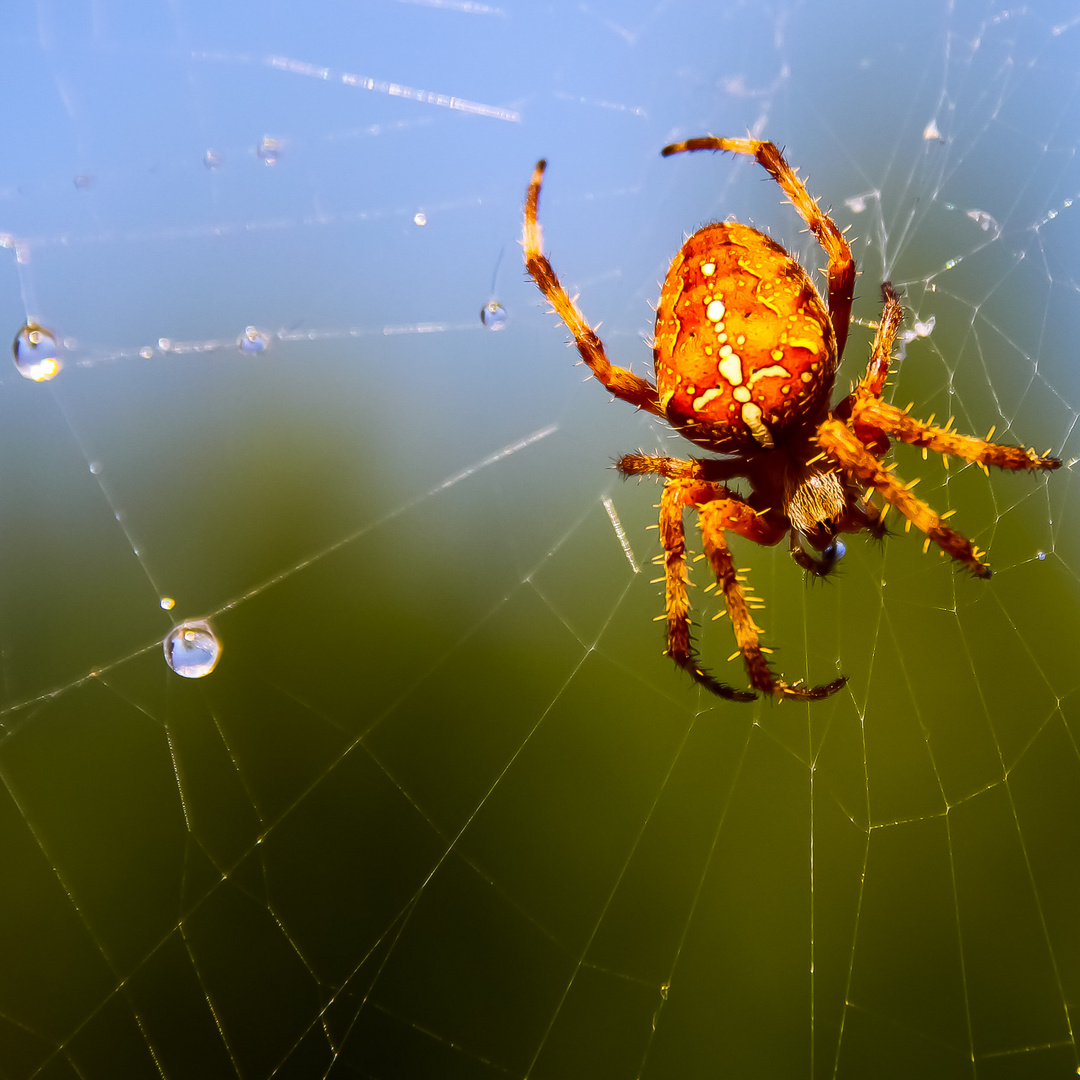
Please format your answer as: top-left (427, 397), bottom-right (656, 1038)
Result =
top-left (13, 323), bottom-right (62, 381)
top-left (257, 136), bottom-right (282, 165)
top-left (163, 619), bottom-right (222, 678)
top-left (481, 301), bottom-right (507, 330)
top-left (239, 326), bottom-right (271, 353)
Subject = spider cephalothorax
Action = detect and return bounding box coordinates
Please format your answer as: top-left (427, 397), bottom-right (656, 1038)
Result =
top-left (523, 137), bottom-right (1061, 701)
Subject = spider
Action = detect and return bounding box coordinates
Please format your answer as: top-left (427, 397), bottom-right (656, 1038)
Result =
top-left (523, 136), bottom-right (1062, 702)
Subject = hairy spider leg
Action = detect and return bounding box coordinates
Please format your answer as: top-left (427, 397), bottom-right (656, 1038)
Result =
top-left (660, 479), bottom-right (846, 701)
top-left (840, 284), bottom-right (1061, 473)
top-left (523, 160), bottom-right (663, 415)
top-left (661, 136), bottom-right (857, 359)
top-left (658, 480), bottom-right (758, 701)
top-left (856, 282), bottom-right (904, 398)
top-left (852, 398), bottom-right (1063, 472)
top-left (816, 419), bottom-right (994, 576)
top-left (617, 452), bottom-right (744, 484)
top-left (697, 496), bottom-right (848, 700)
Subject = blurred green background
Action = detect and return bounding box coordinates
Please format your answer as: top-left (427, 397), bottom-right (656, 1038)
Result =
top-left (0, 0), bottom-right (1078, 1077)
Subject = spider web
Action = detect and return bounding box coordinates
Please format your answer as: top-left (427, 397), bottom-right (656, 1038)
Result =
top-left (2, 0), bottom-right (1079, 1077)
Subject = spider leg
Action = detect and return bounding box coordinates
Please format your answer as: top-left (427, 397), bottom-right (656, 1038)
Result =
top-left (850, 398), bottom-right (1062, 473)
top-left (697, 499), bottom-right (847, 701)
top-left (838, 283), bottom-right (1061, 473)
top-left (816, 418), bottom-right (994, 576)
top-left (616, 451), bottom-right (750, 485)
top-left (856, 282), bottom-right (904, 399)
top-left (660, 480), bottom-right (846, 701)
top-left (658, 480), bottom-right (758, 701)
top-left (662, 137), bottom-right (856, 358)
top-left (523, 161), bottom-right (663, 416)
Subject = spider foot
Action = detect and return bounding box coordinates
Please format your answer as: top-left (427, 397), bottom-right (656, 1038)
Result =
top-left (769, 674), bottom-right (848, 701)
top-left (674, 656), bottom-right (758, 702)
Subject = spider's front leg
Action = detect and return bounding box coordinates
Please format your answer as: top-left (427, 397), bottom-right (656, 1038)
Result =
top-left (661, 136), bottom-right (856, 358)
top-left (523, 161), bottom-right (663, 415)
top-left (659, 479), bottom-right (847, 702)
top-left (841, 282), bottom-right (1062, 473)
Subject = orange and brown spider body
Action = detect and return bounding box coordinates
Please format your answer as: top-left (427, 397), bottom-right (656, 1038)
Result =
top-left (523, 137), bottom-right (1061, 702)
top-left (655, 222), bottom-right (837, 455)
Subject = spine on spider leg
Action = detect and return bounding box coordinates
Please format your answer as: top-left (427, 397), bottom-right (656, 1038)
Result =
top-left (817, 419), bottom-right (992, 577)
top-left (853, 399), bottom-right (1062, 472)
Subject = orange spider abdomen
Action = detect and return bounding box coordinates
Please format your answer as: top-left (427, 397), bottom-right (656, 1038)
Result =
top-left (654, 222), bottom-right (838, 453)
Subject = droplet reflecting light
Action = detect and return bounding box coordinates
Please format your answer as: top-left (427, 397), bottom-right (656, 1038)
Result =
top-left (413, 212), bottom-right (427, 226)
top-left (481, 301), bottom-right (508, 330)
top-left (257, 136), bottom-right (282, 165)
top-left (13, 323), bottom-right (62, 381)
top-left (239, 326), bottom-right (270, 353)
top-left (164, 619), bottom-right (221, 678)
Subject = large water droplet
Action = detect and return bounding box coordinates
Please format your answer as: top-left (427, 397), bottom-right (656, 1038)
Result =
top-left (481, 301), bottom-right (507, 330)
top-left (13, 323), bottom-right (62, 381)
top-left (164, 619), bottom-right (222, 678)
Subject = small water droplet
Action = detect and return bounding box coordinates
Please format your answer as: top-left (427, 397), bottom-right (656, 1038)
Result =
top-left (966, 209), bottom-right (998, 233)
top-left (204, 149), bottom-right (222, 169)
top-left (257, 136), bottom-right (282, 165)
top-left (158, 337), bottom-right (172, 352)
top-left (160, 597), bottom-right (175, 610)
top-left (413, 212), bottom-right (427, 227)
top-left (238, 326), bottom-right (270, 353)
top-left (481, 301), bottom-right (508, 331)
top-left (1036, 550), bottom-right (1046, 561)
top-left (164, 619), bottom-right (221, 678)
top-left (13, 323), bottom-right (62, 381)
top-left (74, 174), bottom-right (94, 189)
top-left (140, 346), bottom-right (154, 359)
top-left (88, 461), bottom-right (102, 475)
